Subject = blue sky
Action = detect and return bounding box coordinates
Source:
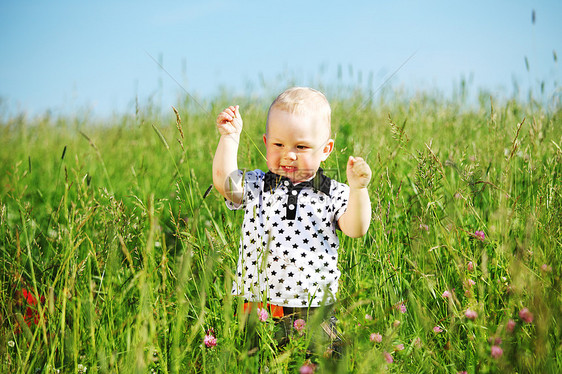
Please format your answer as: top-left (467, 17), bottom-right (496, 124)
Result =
top-left (1, 1), bottom-right (560, 117)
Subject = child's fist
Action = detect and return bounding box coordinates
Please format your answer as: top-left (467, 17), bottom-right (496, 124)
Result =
top-left (346, 156), bottom-right (371, 189)
top-left (216, 105), bottom-right (243, 135)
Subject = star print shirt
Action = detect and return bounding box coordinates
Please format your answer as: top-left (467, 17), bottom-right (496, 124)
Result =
top-left (226, 168), bottom-right (350, 308)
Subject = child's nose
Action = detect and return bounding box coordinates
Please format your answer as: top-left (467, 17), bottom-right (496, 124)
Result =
top-left (285, 150), bottom-right (297, 160)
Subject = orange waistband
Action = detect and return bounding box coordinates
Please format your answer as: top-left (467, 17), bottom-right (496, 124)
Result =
top-left (243, 302), bottom-right (285, 318)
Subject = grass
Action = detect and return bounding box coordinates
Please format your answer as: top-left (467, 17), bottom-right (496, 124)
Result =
top-left (0, 84), bottom-right (561, 373)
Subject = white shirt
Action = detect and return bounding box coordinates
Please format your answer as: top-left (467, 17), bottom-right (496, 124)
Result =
top-left (226, 168), bottom-right (349, 307)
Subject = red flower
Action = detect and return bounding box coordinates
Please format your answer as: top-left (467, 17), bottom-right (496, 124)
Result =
top-left (464, 309), bottom-right (478, 320)
top-left (491, 345), bottom-right (503, 359)
top-left (14, 288), bottom-right (46, 333)
top-left (474, 230), bottom-right (485, 240)
top-left (519, 308), bottom-right (534, 323)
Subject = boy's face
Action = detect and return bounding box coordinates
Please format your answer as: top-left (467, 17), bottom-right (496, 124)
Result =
top-left (263, 108), bottom-right (334, 183)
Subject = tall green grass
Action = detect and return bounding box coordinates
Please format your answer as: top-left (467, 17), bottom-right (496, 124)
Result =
top-left (1, 86), bottom-right (561, 373)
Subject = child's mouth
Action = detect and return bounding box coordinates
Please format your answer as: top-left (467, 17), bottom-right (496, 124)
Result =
top-left (281, 165), bottom-right (297, 174)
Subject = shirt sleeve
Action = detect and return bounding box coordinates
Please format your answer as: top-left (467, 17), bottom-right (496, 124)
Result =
top-left (225, 169), bottom-right (264, 210)
top-left (332, 181), bottom-right (350, 222)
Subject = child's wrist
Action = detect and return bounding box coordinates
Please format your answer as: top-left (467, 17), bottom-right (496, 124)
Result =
top-left (349, 184), bottom-right (369, 190)
top-left (220, 132), bottom-right (241, 139)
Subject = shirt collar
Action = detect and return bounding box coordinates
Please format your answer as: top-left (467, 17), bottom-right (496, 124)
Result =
top-left (263, 168), bottom-right (332, 195)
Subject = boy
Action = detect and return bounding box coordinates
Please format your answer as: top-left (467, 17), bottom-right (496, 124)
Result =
top-left (213, 87), bottom-right (371, 352)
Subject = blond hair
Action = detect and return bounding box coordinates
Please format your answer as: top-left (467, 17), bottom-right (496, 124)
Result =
top-left (266, 87), bottom-right (331, 134)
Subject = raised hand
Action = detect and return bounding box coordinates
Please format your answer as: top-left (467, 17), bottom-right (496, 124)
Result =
top-left (216, 105), bottom-right (243, 136)
top-left (346, 156), bottom-right (372, 189)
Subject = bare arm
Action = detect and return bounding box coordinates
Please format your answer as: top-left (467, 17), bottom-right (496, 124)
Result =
top-left (338, 156), bottom-right (372, 238)
top-left (212, 105), bottom-right (244, 204)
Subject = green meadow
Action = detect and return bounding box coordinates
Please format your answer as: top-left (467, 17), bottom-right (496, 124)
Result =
top-left (1, 84), bottom-right (561, 373)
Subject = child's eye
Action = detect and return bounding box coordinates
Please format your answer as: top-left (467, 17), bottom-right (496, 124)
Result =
top-left (274, 143), bottom-right (283, 148)
top-left (296, 145), bottom-right (308, 150)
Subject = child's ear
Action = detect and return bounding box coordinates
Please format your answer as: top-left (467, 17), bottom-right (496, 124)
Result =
top-left (321, 139), bottom-right (334, 161)
top-left (263, 134), bottom-right (267, 145)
